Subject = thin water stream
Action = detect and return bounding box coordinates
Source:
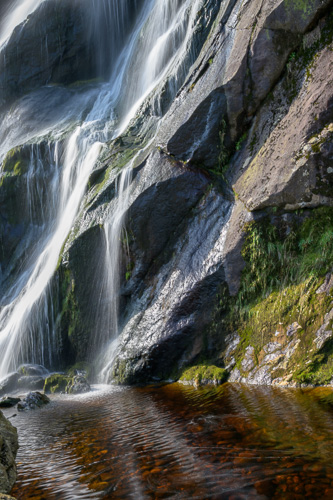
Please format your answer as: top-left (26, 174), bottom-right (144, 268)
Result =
top-left (3, 383), bottom-right (333, 499)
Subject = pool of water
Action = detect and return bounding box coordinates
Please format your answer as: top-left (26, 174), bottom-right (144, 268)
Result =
top-left (3, 383), bottom-right (333, 499)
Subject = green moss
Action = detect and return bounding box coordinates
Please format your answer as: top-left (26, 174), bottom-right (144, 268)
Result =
top-left (2, 147), bottom-right (29, 176)
top-left (216, 118), bottom-right (230, 177)
top-left (204, 207), bottom-right (333, 380)
top-left (285, 0), bottom-right (317, 18)
top-left (57, 267), bottom-right (84, 359)
top-left (293, 339), bottom-right (333, 385)
top-left (68, 77), bottom-right (103, 88)
top-left (235, 132), bottom-right (248, 152)
top-left (179, 365), bottom-right (228, 385)
top-left (112, 359), bottom-right (128, 385)
top-left (237, 207), bottom-right (333, 308)
top-left (67, 361), bottom-right (92, 381)
top-left (44, 374), bottom-right (70, 394)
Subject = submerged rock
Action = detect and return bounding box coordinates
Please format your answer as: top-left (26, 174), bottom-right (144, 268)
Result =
top-left (17, 392), bottom-right (50, 411)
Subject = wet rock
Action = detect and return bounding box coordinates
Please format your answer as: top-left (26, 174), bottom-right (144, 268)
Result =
top-left (0, 374), bottom-right (19, 397)
top-left (43, 374), bottom-right (69, 394)
top-left (66, 375), bottom-right (91, 395)
top-left (0, 0), bottom-right (143, 107)
top-left (17, 376), bottom-right (44, 391)
top-left (17, 392), bottom-right (50, 411)
top-left (0, 398), bottom-right (20, 409)
top-left (0, 411), bottom-right (18, 494)
top-left (0, 366), bottom-right (48, 396)
top-left (17, 364), bottom-right (48, 377)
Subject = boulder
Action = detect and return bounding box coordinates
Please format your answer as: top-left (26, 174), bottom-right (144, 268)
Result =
top-left (0, 411), bottom-right (18, 494)
top-left (17, 392), bottom-right (50, 411)
top-left (0, 398), bottom-right (20, 409)
top-left (66, 375), bottom-right (91, 395)
top-left (17, 376), bottom-right (45, 391)
top-left (17, 364), bottom-right (48, 377)
top-left (0, 374), bottom-right (19, 397)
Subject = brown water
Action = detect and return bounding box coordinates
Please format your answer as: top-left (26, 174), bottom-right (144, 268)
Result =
top-left (3, 383), bottom-right (333, 499)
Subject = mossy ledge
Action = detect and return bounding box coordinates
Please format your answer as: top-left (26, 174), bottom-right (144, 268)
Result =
top-left (179, 365), bottom-right (228, 387)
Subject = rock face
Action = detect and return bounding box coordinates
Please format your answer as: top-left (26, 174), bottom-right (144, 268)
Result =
top-left (0, 412), bottom-right (18, 494)
top-left (1, 0), bottom-right (333, 386)
top-left (0, 0), bottom-right (142, 107)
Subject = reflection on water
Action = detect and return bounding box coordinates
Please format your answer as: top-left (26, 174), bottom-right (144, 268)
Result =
top-left (4, 383), bottom-right (333, 499)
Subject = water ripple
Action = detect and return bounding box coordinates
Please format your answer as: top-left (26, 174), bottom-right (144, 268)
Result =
top-left (4, 383), bottom-right (333, 499)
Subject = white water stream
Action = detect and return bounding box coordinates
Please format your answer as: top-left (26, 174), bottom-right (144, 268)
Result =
top-left (0, 0), bottom-right (202, 378)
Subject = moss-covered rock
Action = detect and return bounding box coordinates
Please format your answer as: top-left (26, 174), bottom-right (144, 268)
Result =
top-left (179, 365), bottom-right (228, 386)
top-left (210, 207), bottom-right (333, 386)
top-left (43, 374), bottom-right (70, 394)
top-left (2, 147), bottom-right (30, 177)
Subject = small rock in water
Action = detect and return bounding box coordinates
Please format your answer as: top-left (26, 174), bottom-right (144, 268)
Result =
top-left (0, 396), bottom-right (21, 408)
top-left (66, 375), bottom-right (91, 394)
top-left (17, 392), bottom-right (50, 411)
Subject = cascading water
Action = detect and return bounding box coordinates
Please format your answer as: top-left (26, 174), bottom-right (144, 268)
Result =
top-left (0, 0), bottom-right (203, 379)
top-left (96, 165), bottom-right (133, 380)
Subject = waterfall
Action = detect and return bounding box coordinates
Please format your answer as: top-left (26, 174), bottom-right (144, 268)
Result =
top-left (0, 0), bottom-right (203, 379)
top-left (96, 165), bottom-right (133, 380)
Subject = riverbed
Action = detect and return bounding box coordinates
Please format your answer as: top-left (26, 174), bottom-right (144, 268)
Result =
top-left (3, 383), bottom-right (333, 499)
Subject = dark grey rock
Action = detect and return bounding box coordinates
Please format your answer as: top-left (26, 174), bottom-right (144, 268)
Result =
top-left (0, 374), bottom-right (19, 397)
top-left (0, 397), bottom-right (20, 409)
top-left (17, 392), bottom-right (50, 411)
